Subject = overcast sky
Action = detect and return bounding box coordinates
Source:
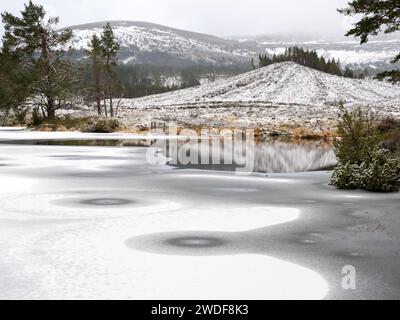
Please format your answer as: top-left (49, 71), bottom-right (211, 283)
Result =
top-left (0, 0), bottom-right (352, 38)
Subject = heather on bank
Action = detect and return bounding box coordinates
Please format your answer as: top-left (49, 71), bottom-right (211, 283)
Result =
top-left (331, 106), bottom-right (400, 192)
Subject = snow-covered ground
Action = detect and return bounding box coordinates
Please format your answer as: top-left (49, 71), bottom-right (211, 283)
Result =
top-left (1, 132), bottom-right (400, 300)
top-left (121, 62), bottom-right (400, 108)
top-left (34, 62), bottom-right (400, 133)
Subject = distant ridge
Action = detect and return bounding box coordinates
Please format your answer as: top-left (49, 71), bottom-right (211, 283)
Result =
top-left (65, 20), bottom-right (254, 67)
top-left (64, 20), bottom-right (400, 70)
top-left (65, 20), bottom-right (229, 44)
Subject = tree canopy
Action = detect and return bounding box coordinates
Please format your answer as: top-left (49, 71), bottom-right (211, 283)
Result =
top-left (1, 0), bottom-right (76, 119)
top-left (259, 46), bottom-right (344, 77)
top-left (339, 0), bottom-right (400, 82)
top-left (99, 23), bottom-right (121, 117)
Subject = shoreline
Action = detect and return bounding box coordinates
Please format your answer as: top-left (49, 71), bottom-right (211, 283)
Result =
top-left (3, 99), bottom-right (400, 140)
top-left (0, 124), bottom-right (338, 141)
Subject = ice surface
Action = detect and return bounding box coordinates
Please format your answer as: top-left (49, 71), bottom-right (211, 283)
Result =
top-left (0, 130), bottom-right (184, 142)
top-left (0, 138), bottom-right (329, 300)
top-left (0, 127), bottom-right (27, 132)
top-left (2, 134), bottom-right (400, 299)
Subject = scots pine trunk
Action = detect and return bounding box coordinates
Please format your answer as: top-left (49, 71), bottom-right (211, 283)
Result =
top-left (47, 97), bottom-right (55, 119)
top-left (110, 97), bottom-right (114, 117)
top-left (42, 33), bottom-right (55, 120)
top-left (94, 64), bottom-right (101, 115)
top-left (100, 23), bottom-right (120, 117)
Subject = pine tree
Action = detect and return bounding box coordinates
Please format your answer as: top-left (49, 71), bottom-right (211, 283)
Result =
top-left (0, 51), bottom-right (31, 113)
top-left (258, 54), bottom-right (263, 68)
top-left (1, 0), bottom-right (74, 119)
top-left (258, 46), bottom-right (349, 77)
top-left (100, 22), bottom-right (120, 117)
top-left (339, 0), bottom-right (400, 83)
top-left (251, 58), bottom-right (256, 70)
top-left (363, 68), bottom-right (370, 78)
top-left (87, 34), bottom-right (104, 115)
top-left (344, 67), bottom-right (355, 78)
top-left (330, 58), bottom-right (342, 76)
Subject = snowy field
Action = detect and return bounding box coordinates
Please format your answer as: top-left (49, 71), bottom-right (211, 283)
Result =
top-left (1, 131), bottom-right (400, 300)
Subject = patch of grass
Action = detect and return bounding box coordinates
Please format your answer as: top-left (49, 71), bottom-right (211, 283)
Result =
top-left (291, 127), bottom-right (335, 140)
top-left (31, 116), bottom-right (123, 133)
top-left (32, 117), bottom-right (93, 132)
top-left (81, 119), bottom-right (121, 133)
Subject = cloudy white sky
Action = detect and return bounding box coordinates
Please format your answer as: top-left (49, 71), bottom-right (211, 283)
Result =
top-left (0, 0), bottom-right (352, 37)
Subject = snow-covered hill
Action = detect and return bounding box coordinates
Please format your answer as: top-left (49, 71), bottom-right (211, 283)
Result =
top-left (66, 21), bottom-right (400, 70)
top-left (67, 21), bottom-right (254, 66)
top-left (122, 62), bottom-right (400, 108)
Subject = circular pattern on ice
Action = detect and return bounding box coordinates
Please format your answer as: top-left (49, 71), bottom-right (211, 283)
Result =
top-left (0, 189), bottom-right (183, 220)
top-left (79, 198), bottom-right (135, 206)
top-left (166, 236), bottom-right (226, 248)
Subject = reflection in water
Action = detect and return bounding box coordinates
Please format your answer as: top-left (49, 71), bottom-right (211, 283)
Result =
top-left (162, 138), bottom-right (337, 173)
top-left (254, 140), bottom-right (337, 173)
top-left (1, 138), bottom-right (337, 173)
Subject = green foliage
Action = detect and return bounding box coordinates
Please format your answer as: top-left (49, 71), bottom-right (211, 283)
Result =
top-left (82, 119), bottom-right (121, 133)
top-left (339, 0), bottom-right (400, 44)
top-left (84, 22), bottom-right (121, 117)
top-left (181, 68), bottom-right (201, 87)
top-left (332, 150), bottom-right (400, 192)
top-left (331, 106), bottom-right (400, 192)
top-left (1, 0), bottom-right (75, 119)
top-left (334, 105), bottom-right (378, 165)
top-left (120, 83), bottom-right (180, 98)
top-left (331, 162), bottom-right (362, 190)
top-left (375, 70), bottom-right (400, 84)
top-left (100, 23), bottom-right (120, 67)
top-left (259, 46), bottom-right (343, 76)
top-left (113, 64), bottom-right (248, 99)
top-left (360, 148), bottom-right (400, 192)
top-left (339, 0), bottom-right (399, 83)
top-left (343, 67), bottom-right (355, 78)
top-left (0, 51), bottom-right (32, 111)
top-left (88, 34), bottom-right (103, 63)
top-left (30, 116), bottom-right (94, 131)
